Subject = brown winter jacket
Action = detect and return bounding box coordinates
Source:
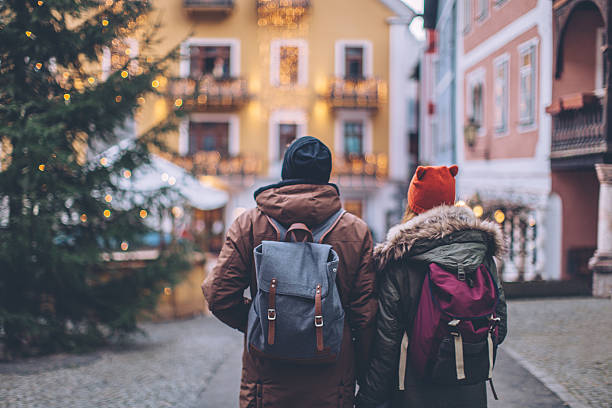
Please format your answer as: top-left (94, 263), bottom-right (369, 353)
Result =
top-left (202, 183), bottom-right (377, 408)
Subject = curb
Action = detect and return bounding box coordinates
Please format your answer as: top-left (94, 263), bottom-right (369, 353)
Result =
top-left (503, 346), bottom-right (591, 408)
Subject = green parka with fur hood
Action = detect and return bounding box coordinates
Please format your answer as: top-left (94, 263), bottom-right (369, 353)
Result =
top-left (356, 205), bottom-right (508, 408)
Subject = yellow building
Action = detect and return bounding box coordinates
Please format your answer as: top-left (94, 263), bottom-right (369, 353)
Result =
top-left (135, 0), bottom-right (420, 241)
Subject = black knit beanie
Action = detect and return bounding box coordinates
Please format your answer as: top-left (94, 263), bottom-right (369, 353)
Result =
top-left (281, 136), bottom-right (332, 183)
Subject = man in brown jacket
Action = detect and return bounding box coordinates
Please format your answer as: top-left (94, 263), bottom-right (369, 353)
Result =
top-left (203, 136), bottom-right (377, 407)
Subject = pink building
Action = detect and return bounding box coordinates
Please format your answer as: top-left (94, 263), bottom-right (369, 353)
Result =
top-left (455, 0), bottom-right (561, 281)
top-left (548, 0), bottom-right (611, 295)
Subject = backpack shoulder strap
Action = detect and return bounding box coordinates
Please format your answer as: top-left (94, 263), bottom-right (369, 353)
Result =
top-left (312, 209), bottom-right (346, 244)
top-left (265, 215), bottom-right (288, 241)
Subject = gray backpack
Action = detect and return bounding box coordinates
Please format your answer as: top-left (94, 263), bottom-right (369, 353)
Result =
top-left (247, 209), bottom-right (346, 363)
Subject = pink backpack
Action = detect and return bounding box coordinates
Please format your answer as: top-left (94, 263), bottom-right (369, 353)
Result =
top-left (408, 263), bottom-right (500, 395)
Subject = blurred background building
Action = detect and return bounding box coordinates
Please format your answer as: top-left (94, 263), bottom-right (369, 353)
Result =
top-left (131, 0), bottom-right (421, 244)
top-left (419, 0), bottom-right (611, 295)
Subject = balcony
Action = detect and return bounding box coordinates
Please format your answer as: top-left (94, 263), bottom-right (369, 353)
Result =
top-left (256, 0), bottom-right (310, 27)
top-left (168, 76), bottom-right (249, 111)
top-left (547, 92), bottom-right (609, 168)
top-left (183, 0), bottom-right (234, 13)
top-left (323, 77), bottom-right (387, 110)
top-left (332, 154), bottom-right (388, 183)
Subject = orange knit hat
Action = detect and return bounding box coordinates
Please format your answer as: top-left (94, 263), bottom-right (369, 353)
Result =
top-left (407, 165), bottom-right (458, 214)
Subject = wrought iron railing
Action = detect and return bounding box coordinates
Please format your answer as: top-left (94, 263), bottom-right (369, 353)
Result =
top-left (324, 77), bottom-right (387, 110)
top-left (183, 0), bottom-right (234, 11)
top-left (168, 76), bottom-right (249, 111)
top-left (550, 94), bottom-right (607, 159)
top-left (161, 151), bottom-right (263, 178)
top-left (332, 154), bottom-right (388, 180)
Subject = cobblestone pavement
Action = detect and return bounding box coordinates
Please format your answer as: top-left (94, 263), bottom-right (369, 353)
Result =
top-left (502, 297), bottom-right (611, 408)
top-left (1, 297), bottom-right (608, 407)
top-left (0, 317), bottom-right (243, 408)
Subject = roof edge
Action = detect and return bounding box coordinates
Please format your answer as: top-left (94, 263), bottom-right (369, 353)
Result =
top-left (378, 0), bottom-right (417, 18)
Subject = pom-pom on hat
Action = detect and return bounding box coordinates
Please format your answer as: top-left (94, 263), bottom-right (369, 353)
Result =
top-left (407, 165), bottom-right (458, 214)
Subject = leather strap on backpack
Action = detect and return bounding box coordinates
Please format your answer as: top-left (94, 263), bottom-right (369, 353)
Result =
top-left (314, 284), bottom-right (324, 352)
top-left (267, 278), bottom-right (277, 345)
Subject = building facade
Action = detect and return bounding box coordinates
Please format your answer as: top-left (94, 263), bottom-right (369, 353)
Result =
top-left (548, 0), bottom-right (611, 295)
top-left (131, 0), bottom-right (419, 243)
top-left (421, 0), bottom-right (563, 282)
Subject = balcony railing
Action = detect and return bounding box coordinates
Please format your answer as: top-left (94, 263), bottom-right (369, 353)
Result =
top-left (548, 93), bottom-right (607, 160)
top-left (332, 154), bottom-right (388, 180)
top-left (256, 0), bottom-right (310, 26)
top-left (168, 76), bottom-right (249, 111)
top-left (324, 77), bottom-right (387, 110)
top-left (183, 0), bottom-right (234, 13)
top-left (161, 151), bottom-right (263, 178)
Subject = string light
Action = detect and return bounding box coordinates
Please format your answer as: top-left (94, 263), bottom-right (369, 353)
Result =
top-left (455, 200), bottom-right (466, 207)
top-left (494, 210), bottom-right (505, 224)
top-left (87, 77), bottom-right (96, 84)
top-left (164, 287), bottom-right (172, 295)
top-left (102, 19), bottom-right (109, 26)
top-left (473, 205), bottom-right (484, 218)
top-left (100, 157), bottom-right (108, 166)
top-left (123, 169), bottom-right (132, 178)
top-left (63, 93), bottom-right (70, 101)
top-left (120, 70), bottom-right (128, 78)
top-left (103, 209), bottom-right (111, 218)
top-left (104, 194), bottom-right (112, 203)
top-left (137, 96), bottom-right (145, 105)
top-left (25, 31), bottom-right (33, 37)
top-left (168, 176), bottom-right (176, 185)
top-left (115, 95), bottom-right (122, 103)
top-left (151, 80), bottom-right (159, 88)
top-left (35, 62), bottom-right (42, 70)
top-left (80, 213), bottom-right (87, 222)
top-left (171, 206), bottom-right (183, 218)
top-left (38, 164), bottom-right (45, 171)
top-left (161, 173), bottom-right (169, 181)
top-left (139, 209), bottom-right (148, 219)
top-left (174, 98), bottom-right (183, 107)
top-left (120, 241), bottom-right (129, 251)
top-left (37, 1), bottom-right (44, 5)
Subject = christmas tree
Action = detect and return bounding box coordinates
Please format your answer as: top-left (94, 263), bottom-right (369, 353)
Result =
top-left (0, 0), bottom-right (190, 356)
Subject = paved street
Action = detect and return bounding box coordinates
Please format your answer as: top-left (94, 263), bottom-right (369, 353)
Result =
top-left (1, 297), bottom-right (609, 407)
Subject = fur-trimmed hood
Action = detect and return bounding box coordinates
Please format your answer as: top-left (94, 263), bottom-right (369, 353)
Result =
top-left (374, 205), bottom-right (506, 270)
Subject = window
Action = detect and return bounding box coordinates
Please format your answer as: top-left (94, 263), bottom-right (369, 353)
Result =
top-left (494, 57), bottom-right (509, 134)
top-left (468, 77), bottom-right (484, 129)
top-left (271, 39), bottom-right (308, 87)
top-left (477, 0), bottom-right (488, 21)
top-left (595, 28), bottom-right (607, 91)
top-left (462, 0), bottom-right (471, 33)
top-left (102, 38), bottom-right (138, 80)
top-left (345, 47), bottom-right (364, 79)
top-left (335, 41), bottom-right (372, 78)
top-left (278, 123), bottom-right (297, 159)
top-left (190, 46), bottom-right (230, 79)
top-left (279, 46), bottom-right (299, 86)
top-left (188, 122), bottom-right (229, 156)
top-left (519, 43), bottom-right (537, 126)
top-left (344, 121), bottom-right (364, 157)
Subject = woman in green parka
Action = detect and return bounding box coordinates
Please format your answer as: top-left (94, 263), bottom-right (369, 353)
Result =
top-left (356, 165), bottom-right (508, 408)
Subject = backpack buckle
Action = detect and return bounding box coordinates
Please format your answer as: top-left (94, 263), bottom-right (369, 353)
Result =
top-left (458, 265), bottom-right (466, 281)
top-left (267, 308), bottom-right (276, 321)
top-left (314, 315), bottom-right (324, 327)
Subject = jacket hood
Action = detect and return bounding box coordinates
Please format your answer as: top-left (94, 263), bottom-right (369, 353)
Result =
top-left (374, 205), bottom-right (506, 270)
top-left (255, 183), bottom-right (342, 227)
